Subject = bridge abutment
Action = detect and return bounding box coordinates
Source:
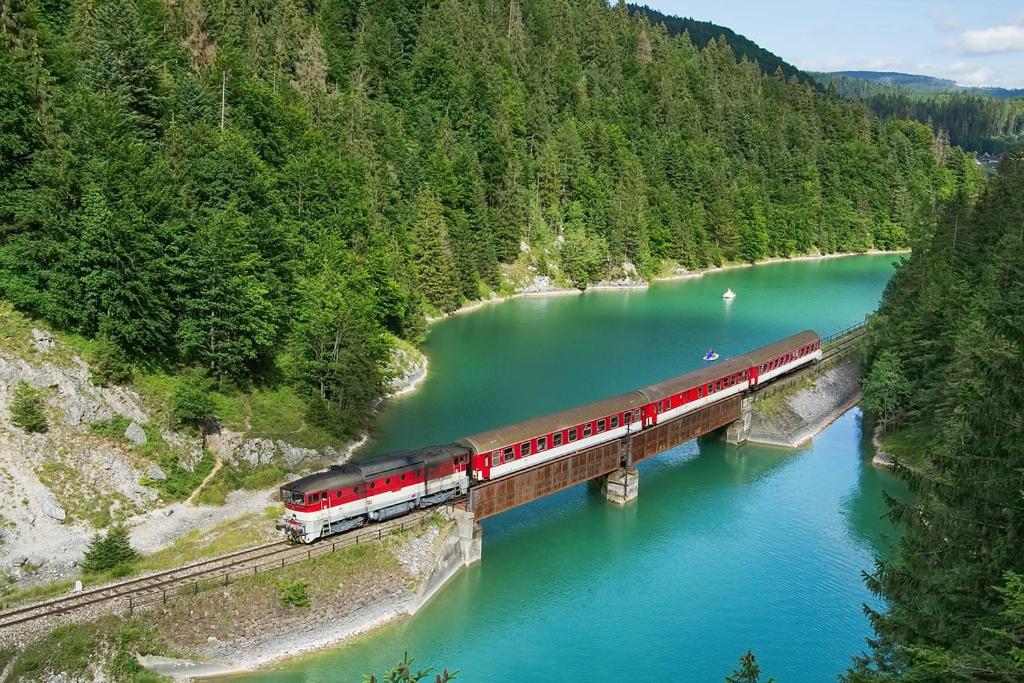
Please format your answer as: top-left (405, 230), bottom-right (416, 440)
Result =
top-left (601, 465), bottom-right (639, 505)
top-left (724, 396), bottom-right (754, 444)
top-left (453, 508), bottom-right (482, 566)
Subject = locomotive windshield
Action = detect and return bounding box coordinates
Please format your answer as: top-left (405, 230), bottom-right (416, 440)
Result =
top-left (281, 488), bottom-right (305, 505)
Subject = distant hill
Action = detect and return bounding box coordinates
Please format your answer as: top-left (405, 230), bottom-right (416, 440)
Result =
top-left (628, 4), bottom-right (813, 83)
top-left (812, 71), bottom-right (1024, 153)
top-left (815, 70), bottom-right (1024, 100)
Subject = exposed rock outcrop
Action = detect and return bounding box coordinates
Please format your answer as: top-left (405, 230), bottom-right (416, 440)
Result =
top-left (384, 342), bottom-right (429, 398)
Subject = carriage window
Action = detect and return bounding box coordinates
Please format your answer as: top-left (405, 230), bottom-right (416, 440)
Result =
top-left (623, 412), bottom-right (632, 424)
top-left (354, 486), bottom-right (361, 494)
top-left (583, 424), bottom-right (593, 437)
top-left (537, 436), bottom-right (547, 451)
top-left (611, 416), bottom-right (619, 428)
top-left (553, 432), bottom-right (563, 446)
top-left (597, 419), bottom-right (606, 432)
top-left (634, 409), bottom-right (641, 420)
top-left (503, 446), bottom-right (514, 463)
top-left (336, 490), bottom-right (342, 498)
top-left (521, 441), bottom-right (531, 456)
top-left (698, 386), bottom-right (703, 397)
top-left (569, 428), bottom-right (578, 442)
top-left (369, 482), bottom-right (376, 491)
top-left (656, 401), bottom-right (663, 413)
top-left (385, 478), bottom-right (391, 486)
top-left (490, 452), bottom-right (500, 467)
top-left (400, 473), bottom-right (406, 481)
top-left (707, 383), bottom-right (714, 393)
top-left (716, 380), bottom-right (722, 391)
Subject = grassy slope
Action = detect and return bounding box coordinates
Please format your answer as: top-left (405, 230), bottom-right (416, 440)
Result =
top-left (5, 516), bottom-right (445, 681)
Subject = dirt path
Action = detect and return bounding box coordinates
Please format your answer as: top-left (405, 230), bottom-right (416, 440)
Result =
top-left (185, 457), bottom-right (223, 506)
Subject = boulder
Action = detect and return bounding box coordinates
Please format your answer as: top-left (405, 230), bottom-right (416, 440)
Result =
top-left (42, 501), bottom-right (67, 521)
top-left (30, 328), bottom-right (55, 354)
top-left (145, 462), bottom-right (167, 481)
top-left (872, 451), bottom-right (895, 468)
top-left (124, 421), bottom-right (148, 445)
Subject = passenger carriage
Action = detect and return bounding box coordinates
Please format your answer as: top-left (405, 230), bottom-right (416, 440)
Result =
top-left (278, 331), bottom-right (823, 541)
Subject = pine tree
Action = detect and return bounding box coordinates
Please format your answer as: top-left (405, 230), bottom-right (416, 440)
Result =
top-left (177, 204), bottom-right (279, 384)
top-left (725, 651), bottom-right (774, 683)
top-left (9, 381), bottom-right (46, 433)
top-left (81, 525), bottom-right (138, 574)
top-left (411, 189), bottom-right (461, 314)
top-left (859, 350), bottom-right (910, 432)
top-left (290, 260), bottom-right (387, 438)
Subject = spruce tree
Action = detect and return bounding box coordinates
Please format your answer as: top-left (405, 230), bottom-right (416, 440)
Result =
top-left (725, 651), bottom-right (774, 683)
top-left (81, 525), bottom-right (138, 574)
top-left (411, 189), bottom-right (461, 314)
top-left (9, 382), bottom-right (46, 433)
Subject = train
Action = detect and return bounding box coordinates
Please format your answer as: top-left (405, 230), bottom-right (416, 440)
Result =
top-left (277, 331), bottom-right (821, 542)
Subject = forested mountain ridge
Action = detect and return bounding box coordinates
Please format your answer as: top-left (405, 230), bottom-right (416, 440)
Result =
top-left (0, 0), bottom-right (979, 440)
top-left (817, 70), bottom-right (1024, 100)
top-left (852, 153), bottom-right (1024, 680)
top-left (627, 3), bottom-right (809, 82)
top-left (815, 71), bottom-right (1024, 153)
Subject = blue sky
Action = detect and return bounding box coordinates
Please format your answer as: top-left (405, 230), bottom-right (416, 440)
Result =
top-left (642, 1), bottom-right (1024, 88)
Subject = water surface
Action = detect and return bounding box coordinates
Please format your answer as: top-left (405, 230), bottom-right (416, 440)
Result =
top-left (238, 255), bottom-right (906, 682)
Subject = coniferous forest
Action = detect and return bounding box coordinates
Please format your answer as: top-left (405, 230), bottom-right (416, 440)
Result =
top-left (853, 152), bottom-right (1024, 680)
top-left (0, 0), bottom-right (980, 438)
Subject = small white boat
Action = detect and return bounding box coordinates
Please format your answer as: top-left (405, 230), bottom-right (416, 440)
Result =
top-left (723, 288), bottom-right (736, 300)
top-left (703, 348), bottom-right (719, 362)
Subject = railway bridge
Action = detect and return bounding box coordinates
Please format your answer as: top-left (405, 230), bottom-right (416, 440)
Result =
top-left (452, 322), bottom-right (865, 563)
top-left (0, 324), bottom-right (866, 633)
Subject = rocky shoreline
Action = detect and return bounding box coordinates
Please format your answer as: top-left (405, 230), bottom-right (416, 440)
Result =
top-left (428, 250), bottom-right (909, 323)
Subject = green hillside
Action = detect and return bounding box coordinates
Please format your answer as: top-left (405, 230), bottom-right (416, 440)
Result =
top-left (0, 0), bottom-right (978, 437)
top-left (814, 71), bottom-right (1024, 153)
top-left (629, 3), bottom-right (811, 82)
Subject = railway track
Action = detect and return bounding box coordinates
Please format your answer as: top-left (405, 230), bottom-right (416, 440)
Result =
top-left (820, 326), bottom-right (865, 361)
top-left (0, 509), bottom-right (436, 631)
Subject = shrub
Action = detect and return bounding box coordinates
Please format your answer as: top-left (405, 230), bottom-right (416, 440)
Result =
top-left (278, 580), bottom-right (310, 608)
top-left (89, 415), bottom-right (131, 440)
top-left (81, 526), bottom-right (138, 574)
top-left (170, 378), bottom-right (215, 429)
top-left (10, 382), bottom-right (46, 433)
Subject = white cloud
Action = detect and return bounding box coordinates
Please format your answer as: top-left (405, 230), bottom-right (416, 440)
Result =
top-left (795, 55), bottom-right (1002, 88)
top-left (940, 61), bottom-right (996, 85)
top-left (957, 24), bottom-right (1024, 54)
top-left (798, 56), bottom-right (910, 72)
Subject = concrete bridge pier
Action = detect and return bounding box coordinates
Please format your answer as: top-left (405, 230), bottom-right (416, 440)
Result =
top-left (601, 465), bottom-right (639, 505)
top-left (453, 508), bottom-right (482, 566)
top-left (724, 396), bottom-right (754, 445)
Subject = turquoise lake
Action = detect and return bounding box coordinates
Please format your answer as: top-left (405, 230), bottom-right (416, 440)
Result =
top-left (236, 254), bottom-right (907, 682)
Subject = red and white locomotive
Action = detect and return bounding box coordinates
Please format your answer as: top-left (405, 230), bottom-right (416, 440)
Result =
top-left (278, 331), bottom-right (821, 542)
